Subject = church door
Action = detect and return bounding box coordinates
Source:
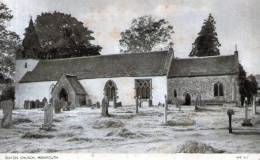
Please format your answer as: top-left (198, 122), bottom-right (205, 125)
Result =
top-left (59, 88), bottom-right (68, 101)
top-left (184, 93), bottom-right (191, 105)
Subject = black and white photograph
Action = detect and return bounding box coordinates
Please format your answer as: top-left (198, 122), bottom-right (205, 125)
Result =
top-left (0, 0), bottom-right (260, 158)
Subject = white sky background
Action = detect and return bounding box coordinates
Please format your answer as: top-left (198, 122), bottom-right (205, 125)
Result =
top-left (2, 0), bottom-right (260, 74)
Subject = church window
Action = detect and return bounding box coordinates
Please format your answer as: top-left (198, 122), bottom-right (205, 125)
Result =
top-left (104, 80), bottom-right (117, 101)
top-left (214, 82), bottom-right (224, 97)
top-left (135, 79), bottom-right (152, 99)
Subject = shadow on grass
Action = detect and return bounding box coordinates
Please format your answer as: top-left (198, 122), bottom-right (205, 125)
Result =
top-left (231, 130), bottom-right (260, 135)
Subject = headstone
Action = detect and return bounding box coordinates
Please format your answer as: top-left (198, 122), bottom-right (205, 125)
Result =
top-left (174, 97), bottom-right (180, 111)
top-left (116, 102), bottom-right (122, 107)
top-left (88, 99), bottom-right (92, 107)
top-left (60, 98), bottom-right (68, 111)
top-left (165, 95), bottom-right (168, 110)
top-left (252, 96), bottom-right (256, 115)
top-left (242, 98), bottom-right (253, 126)
top-left (195, 95), bottom-right (201, 111)
top-left (96, 101), bottom-right (100, 108)
top-left (135, 96), bottom-right (139, 113)
top-left (35, 99), bottom-right (40, 108)
top-left (101, 96), bottom-right (109, 116)
top-left (41, 101), bottom-right (54, 131)
top-left (149, 99), bottom-right (153, 107)
top-left (164, 95), bottom-right (168, 124)
top-left (138, 96), bottom-right (142, 108)
top-left (42, 97), bottom-right (47, 108)
top-left (54, 98), bottom-right (61, 113)
top-left (24, 100), bottom-right (29, 109)
top-left (113, 96), bottom-right (117, 108)
top-left (1, 100), bottom-right (14, 128)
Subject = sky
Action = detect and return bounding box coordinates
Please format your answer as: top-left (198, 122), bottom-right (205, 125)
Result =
top-left (2, 0), bottom-right (260, 74)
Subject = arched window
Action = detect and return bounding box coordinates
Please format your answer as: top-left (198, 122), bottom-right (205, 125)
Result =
top-left (135, 79), bottom-right (151, 99)
top-left (104, 80), bottom-right (117, 101)
top-left (214, 82), bottom-right (224, 97)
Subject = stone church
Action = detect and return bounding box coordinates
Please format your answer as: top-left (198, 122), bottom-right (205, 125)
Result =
top-left (15, 49), bottom-right (240, 108)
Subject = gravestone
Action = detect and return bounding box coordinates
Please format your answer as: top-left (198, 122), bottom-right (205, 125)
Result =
top-left (88, 99), bottom-right (92, 107)
top-left (35, 99), bottom-right (40, 108)
top-left (41, 101), bottom-right (54, 131)
top-left (54, 98), bottom-right (61, 113)
top-left (138, 96), bottom-right (142, 108)
top-left (60, 98), bottom-right (68, 111)
top-left (135, 96), bottom-right (139, 113)
top-left (96, 101), bottom-right (100, 108)
top-left (252, 96), bottom-right (256, 115)
top-left (41, 97), bottom-right (47, 108)
top-left (242, 98), bottom-right (253, 126)
top-left (101, 96), bottom-right (109, 116)
top-left (149, 99), bottom-right (153, 107)
top-left (174, 97), bottom-right (180, 111)
top-left (164, 95), bottom-right (168, 124)
top-left (195, 95), bottom-right (201, 111)
top-left (24, 100), bottom-right (29, 109)
top-left (113, 96), bottom-right (117, 108)
top-left (1, 100), bottom-right (14, 128)
top-left (165, 95), bottom-right (168, 110)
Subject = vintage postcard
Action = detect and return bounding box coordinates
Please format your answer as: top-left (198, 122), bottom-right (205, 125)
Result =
top-left (0, 0), bottom-right (259, 159)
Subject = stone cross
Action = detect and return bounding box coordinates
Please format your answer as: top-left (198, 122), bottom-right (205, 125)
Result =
top-left (164, 95), bottom-right (168, 124)
top-left (1, 100), bottom-right (14, 128)
top-left (101, 95), bottom-right (109, 116)
top-left (41, 101), bottom-right (54, 131)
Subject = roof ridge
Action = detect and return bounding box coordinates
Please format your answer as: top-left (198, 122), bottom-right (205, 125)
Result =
top-left (175, 54), bottom-right (236, 60)
top-left (40, 50), bottom-right (169, 62)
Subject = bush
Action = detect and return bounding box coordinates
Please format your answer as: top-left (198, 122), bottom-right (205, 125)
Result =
top-left (1, 85), bottom-right (14, 101)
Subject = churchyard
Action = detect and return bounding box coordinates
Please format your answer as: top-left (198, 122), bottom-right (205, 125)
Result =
top-left (0, 104), bottom-right (260, 153)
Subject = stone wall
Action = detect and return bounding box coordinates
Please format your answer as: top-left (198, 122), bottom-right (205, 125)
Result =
top-left (168, 75), bottom-right (240, 105)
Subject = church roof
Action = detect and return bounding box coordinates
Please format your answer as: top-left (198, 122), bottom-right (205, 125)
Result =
top-left (65, 75), bottom-right (86, 95)
top-left (168, 54), bottom-right (239, 78)
top-left (20, 51), bottom-right (171, 83)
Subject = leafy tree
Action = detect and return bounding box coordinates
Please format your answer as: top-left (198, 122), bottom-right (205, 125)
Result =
top-left (119, 15), bottom-right (174, 53)
top-left (0, 2), bottom-right (20, 80)
top-left (22, 18), bottom-right (41, 58)
top-left (238, 64), bottom-right (258, 105)
top-left (189, 14), bottom-right (221, 57)
top-left (21, 11), bottom-right (101, 59)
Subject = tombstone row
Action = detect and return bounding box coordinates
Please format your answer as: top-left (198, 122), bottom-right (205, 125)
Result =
top-left (24, 97), bottom-right (47, 109)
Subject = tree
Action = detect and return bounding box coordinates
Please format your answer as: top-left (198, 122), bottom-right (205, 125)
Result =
top-left (238, 64), bottom-right (258, 105)
top-left (119, 15), bottom-right (174, 53)
top-left (21, 11), bottom-right (101, 59)
top-left (0, 3), bottom-right (20, 80)
top-left (22, 18), bottom-right (41, 58)
top-left (189, 14), bottom-right (221, 57)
